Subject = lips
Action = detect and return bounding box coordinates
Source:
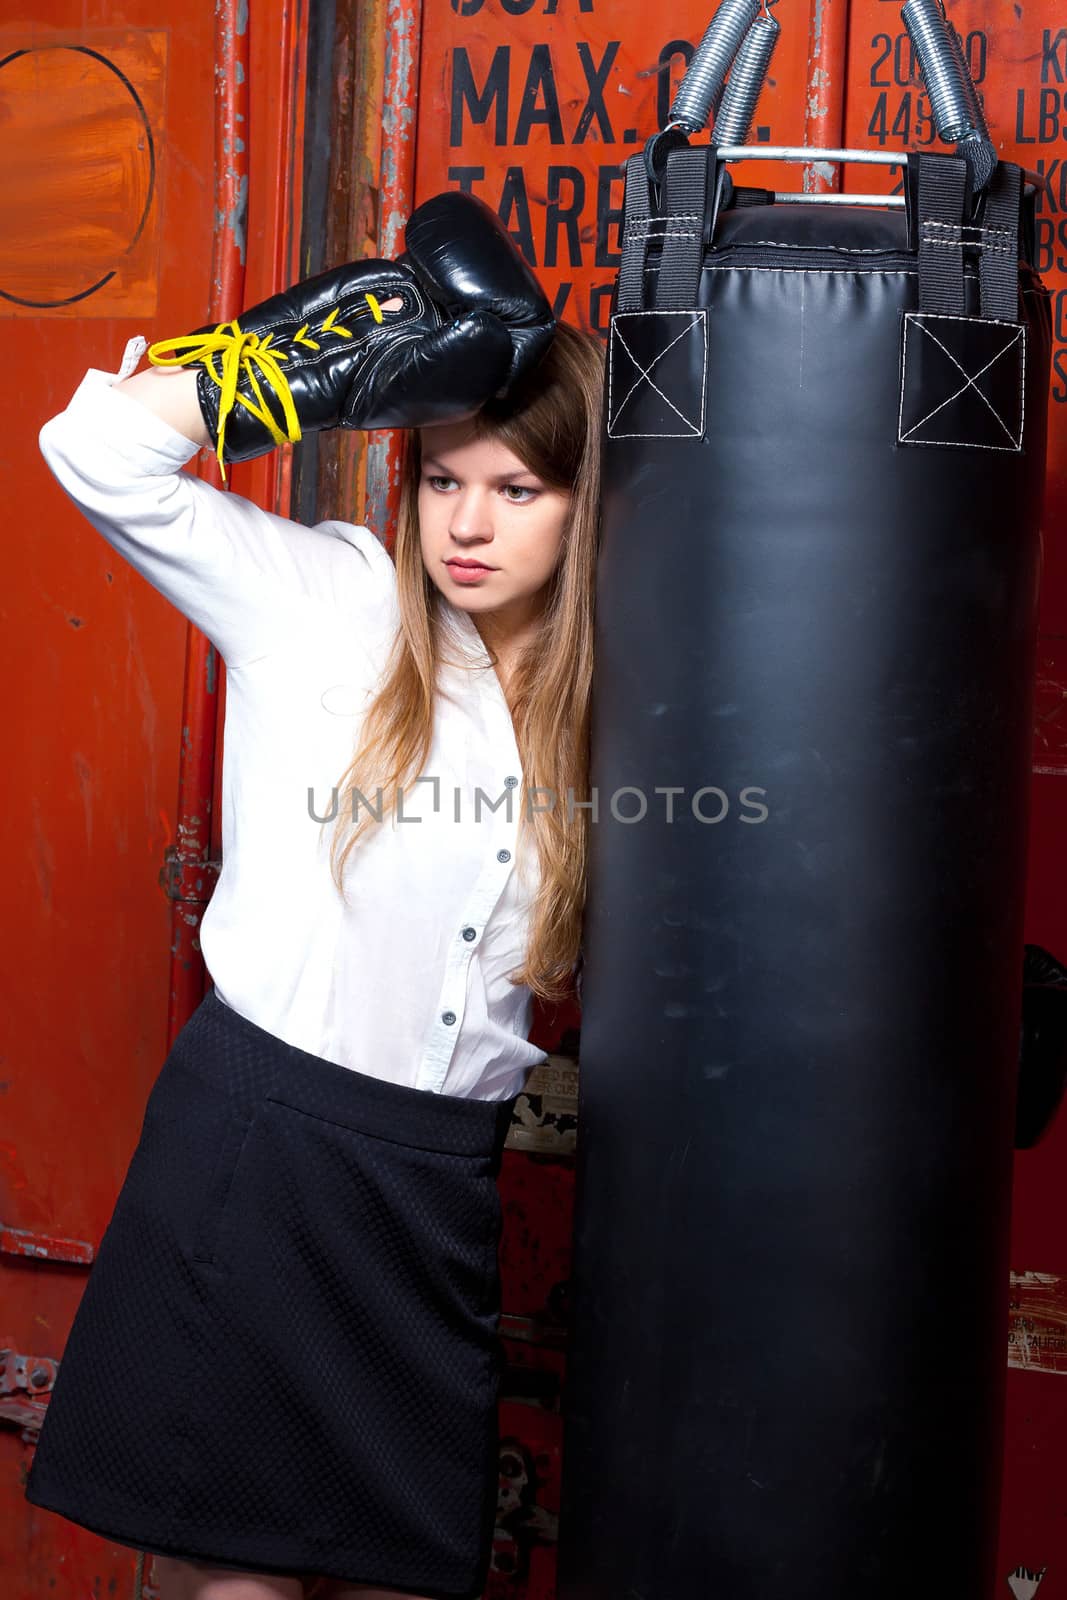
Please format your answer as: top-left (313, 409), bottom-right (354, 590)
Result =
top-left (447, 560), bottom-right (495, 571)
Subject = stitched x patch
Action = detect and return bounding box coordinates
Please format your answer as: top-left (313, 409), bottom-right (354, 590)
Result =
top-left (607, 310), bottom-right (707, 440)
top-left (898, 311), bottom-right (1026, 453)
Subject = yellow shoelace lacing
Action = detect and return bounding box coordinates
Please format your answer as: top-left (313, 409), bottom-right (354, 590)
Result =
top-left (146, 292), bottom-right (385, 479)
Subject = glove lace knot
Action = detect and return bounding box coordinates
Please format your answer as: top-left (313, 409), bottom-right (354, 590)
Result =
top-left (145, 291), bottom-right (387, 478)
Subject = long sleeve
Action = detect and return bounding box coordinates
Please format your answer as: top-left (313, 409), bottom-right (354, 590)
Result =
top-left (38, 366), bottom-right (397, 670)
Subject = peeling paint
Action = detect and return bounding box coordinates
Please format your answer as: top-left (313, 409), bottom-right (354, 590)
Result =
top-left (810, 0), bottom-right (832, 62)
top-left (379, 0), bottom-right (423, 258)
top-left (368, 0), bottom-right (424, 527)
top-left (224, 172), bottom-right (248, 266)
top-left (802, 0), bottom-right (847, 194)
top-left (365, 435), bottom-right (394, 542)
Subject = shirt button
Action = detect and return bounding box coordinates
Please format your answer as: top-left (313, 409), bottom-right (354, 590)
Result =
top-left (441, 1011), bottom-right (456, 1026)
top-left (462, 926), bottom-right (477, 941)
top-left (504, 775), bottom-right (519, 788)
top-left (497, 848), bottom-right (511, 863)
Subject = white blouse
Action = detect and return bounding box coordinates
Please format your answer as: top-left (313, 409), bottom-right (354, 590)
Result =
top-left (40, 364), bottom-right (553, 1103)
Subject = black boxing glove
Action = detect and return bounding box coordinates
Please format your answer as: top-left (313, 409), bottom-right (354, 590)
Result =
top-left (403, 190), bottom-right (555, 393)
top-left (145, 192), bottom-right (553, 474)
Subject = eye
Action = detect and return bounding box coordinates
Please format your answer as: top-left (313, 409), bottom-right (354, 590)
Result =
top-left (425, 474), bottom-right (457, 492)
top-left (501, 483), bottom-right (538, 504)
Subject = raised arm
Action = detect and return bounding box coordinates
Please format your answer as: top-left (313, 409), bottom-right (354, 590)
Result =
top-left (39, 191), bottom-right (554, 669)
top-left (39, 362), bottom-right (395, 672)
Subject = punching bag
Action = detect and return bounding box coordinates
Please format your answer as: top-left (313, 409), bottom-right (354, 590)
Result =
top-left (557, 10), bottom-right (1053, 1600)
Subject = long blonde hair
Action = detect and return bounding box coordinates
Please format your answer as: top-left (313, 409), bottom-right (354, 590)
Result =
top-left (325, 322), bottom-right (604, 1004)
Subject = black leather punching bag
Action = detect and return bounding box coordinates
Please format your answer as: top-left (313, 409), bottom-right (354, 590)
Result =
top-left (557, 129), bottom-right (1052, 1600)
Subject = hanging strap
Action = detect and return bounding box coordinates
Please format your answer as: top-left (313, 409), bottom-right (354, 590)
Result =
top-left (910, 151), bottom-right (1023, 324)
top-left (913, 151), bottom-right (970, 317)
top-left (617, 154), bottom-right (654, 313)
top-left (652, 147), bottom-right (711, 311)
top-left (616, 145), bottom-right (710, 313)
top-left (977, 161), bottom-right (1022, 322)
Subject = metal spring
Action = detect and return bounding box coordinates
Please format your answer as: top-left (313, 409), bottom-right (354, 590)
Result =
top-left (669, 0), bottom-right (761, 135)
top-left (901, 0), bottom-right (977, 143)
top-left (711, 10), bottom-right (781, 148)
top-left (946, 20), bottom-right (989, 139)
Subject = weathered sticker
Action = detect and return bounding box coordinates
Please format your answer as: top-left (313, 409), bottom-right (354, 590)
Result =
top-left (1008, 1271), bottom-right (1067, 1375)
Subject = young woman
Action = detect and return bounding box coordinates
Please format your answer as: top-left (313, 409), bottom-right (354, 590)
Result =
top-left (23, 192), bottom-right (604, 1600)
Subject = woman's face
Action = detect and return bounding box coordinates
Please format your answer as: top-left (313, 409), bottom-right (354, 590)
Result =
top-left (417, 421), bottom-right (571, 635)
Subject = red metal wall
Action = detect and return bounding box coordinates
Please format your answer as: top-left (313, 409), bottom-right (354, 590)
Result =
top-left (1, 4), bottom-right (307, 1595)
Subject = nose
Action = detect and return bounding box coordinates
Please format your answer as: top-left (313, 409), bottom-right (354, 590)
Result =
top-left (448, 487), bottom-right (494, 547)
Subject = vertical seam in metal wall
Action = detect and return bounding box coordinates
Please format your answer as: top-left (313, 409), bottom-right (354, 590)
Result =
top-left (291, 0), bottom-right (340, 529)
top-left (366, 0), bottom-right (425, 547)
top-left (803, 0), bottom-right (851, 195)
top-left (166, 0), bottom-right (250, 1047)
top-left (271, 0), bottom-right (312, 520)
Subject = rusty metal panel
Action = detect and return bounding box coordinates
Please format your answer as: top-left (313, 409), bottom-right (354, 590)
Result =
top-left (0, 31), bottom-right (166, 317)
top-left (291, 0), bottom-right (389, 534)
top-left (2, 25), bottom-right (211, 1598)
top-left (3, 5), bottom-right (308, 1597)
top-left (366, 0), bottom-right (425, 540)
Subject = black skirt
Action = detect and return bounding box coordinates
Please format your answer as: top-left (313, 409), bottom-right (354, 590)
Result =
top-left (24, 986), bottom-right (517, 1599)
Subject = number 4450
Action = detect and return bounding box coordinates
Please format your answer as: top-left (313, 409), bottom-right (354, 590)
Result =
top-left (868, 91), bottom-right (936, 148)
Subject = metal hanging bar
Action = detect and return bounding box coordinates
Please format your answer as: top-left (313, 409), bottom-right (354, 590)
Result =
top-left (774, 193), bottom-right (906, 207)
top-left (713, 145), bottom-right (1043, 210)
top-left (716, 144), bottom-right (1043, 189)
top-left (717, 144), bottom-right (928, 165)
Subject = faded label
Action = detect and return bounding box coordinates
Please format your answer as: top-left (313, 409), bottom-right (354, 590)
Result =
top-left (1008, 1271), bottom-right (1067, 1374)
